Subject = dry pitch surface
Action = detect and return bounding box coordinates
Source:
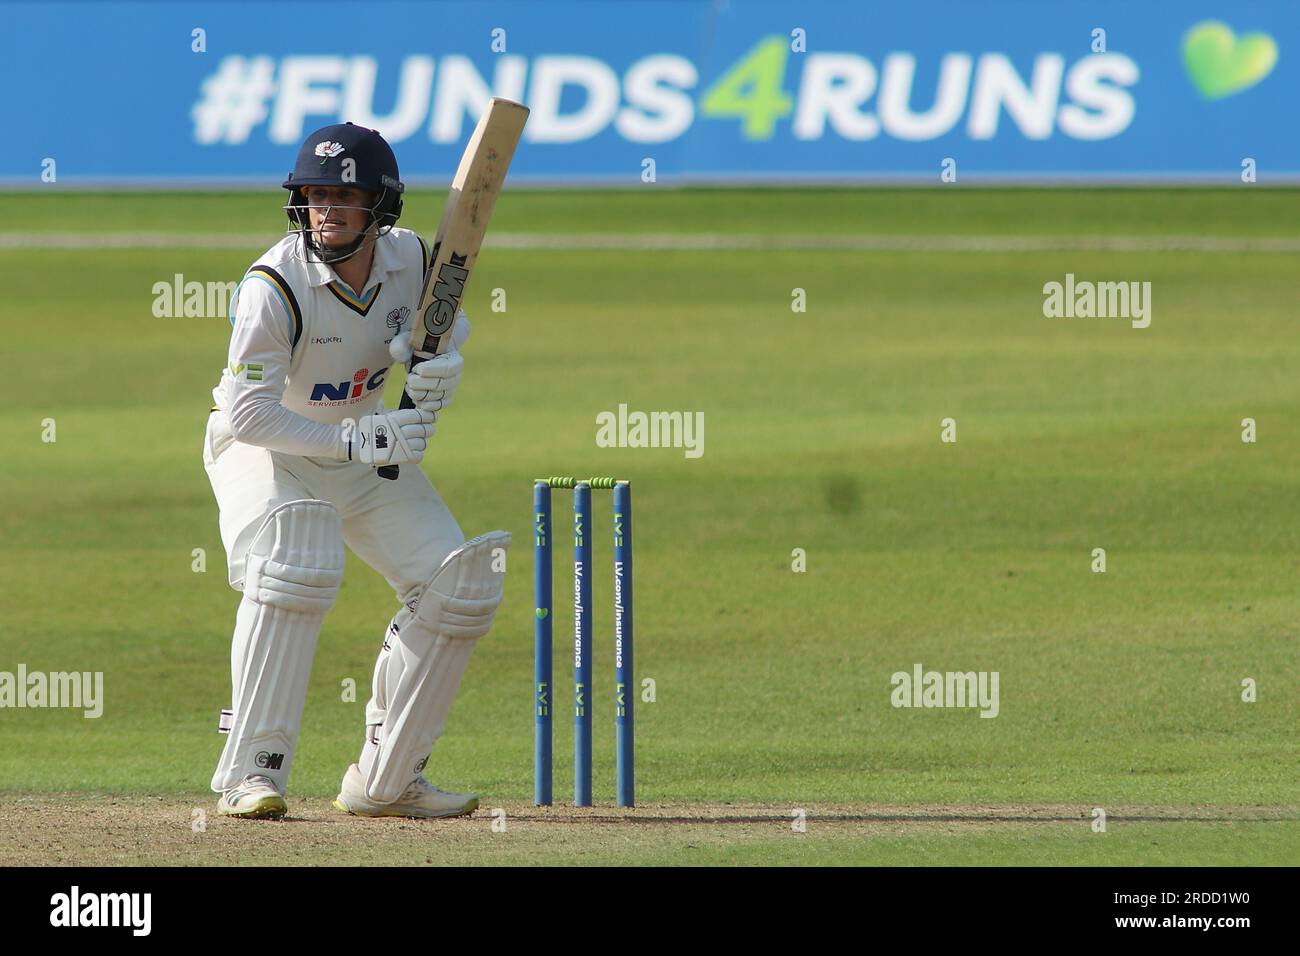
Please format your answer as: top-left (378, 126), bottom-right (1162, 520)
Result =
top-left (4, 796), bottom-right (1298, 866)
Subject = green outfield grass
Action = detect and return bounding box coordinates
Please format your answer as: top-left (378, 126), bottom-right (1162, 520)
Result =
top-left (10, 186), bottom-right (1300, 236)
top-left (1, 189), bottom-right (1297, 865)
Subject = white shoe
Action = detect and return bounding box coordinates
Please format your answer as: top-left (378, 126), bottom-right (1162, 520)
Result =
top-left (217, 774), bottom-right (287, 819)
top-left (332, 762), bottom-right (479, 818)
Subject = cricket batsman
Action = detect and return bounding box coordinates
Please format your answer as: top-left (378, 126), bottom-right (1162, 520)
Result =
top-left (202, 122), bottom-right (509, 819)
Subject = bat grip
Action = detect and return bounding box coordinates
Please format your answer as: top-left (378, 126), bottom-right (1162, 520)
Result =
top-left (376, 385), bottom-right (418, 481)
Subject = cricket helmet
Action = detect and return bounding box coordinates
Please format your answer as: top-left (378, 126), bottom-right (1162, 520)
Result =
top-left (283, 122), bottom-right (405, 263)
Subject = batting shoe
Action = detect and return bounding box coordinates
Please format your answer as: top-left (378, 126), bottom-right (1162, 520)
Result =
top-left (332, 763), bottom-right (479, 819)
top-left (217, 774), bottom-right (288, 820)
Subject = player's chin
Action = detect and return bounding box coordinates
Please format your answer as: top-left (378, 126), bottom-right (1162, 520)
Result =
top-left (319, 230), bottom-right (359, 247)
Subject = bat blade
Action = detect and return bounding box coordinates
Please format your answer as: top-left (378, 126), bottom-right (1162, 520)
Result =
top-left (410, 96), bottom-right (529, 359)
top-left (377, 96), bottom-right (528, 480)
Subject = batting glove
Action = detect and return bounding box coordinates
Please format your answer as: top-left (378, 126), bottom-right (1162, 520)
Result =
top-left (405, 350), bottom-right (464, 414)
top-left (348, 406), bottom-right (437, 466)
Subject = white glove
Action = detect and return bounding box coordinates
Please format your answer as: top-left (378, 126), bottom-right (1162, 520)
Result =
top-left (389, 309), bottom-right (471, 364)
top-left (405, 350), bottom-right (464, 413)
top-left (346, 406), bottom-right (437, 466)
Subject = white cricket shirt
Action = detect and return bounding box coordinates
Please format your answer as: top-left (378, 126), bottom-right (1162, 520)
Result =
top-left (212, 227), bottom-right (429, 459)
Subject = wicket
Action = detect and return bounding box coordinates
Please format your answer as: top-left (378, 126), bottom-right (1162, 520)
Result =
top-left (534, 477), bottom-right (634, 807)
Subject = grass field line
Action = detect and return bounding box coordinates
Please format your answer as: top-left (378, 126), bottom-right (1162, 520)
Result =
top-left (4, 232), bottom-right (1300, 252)
top-left (504, 809), bottom-right (1300, 824)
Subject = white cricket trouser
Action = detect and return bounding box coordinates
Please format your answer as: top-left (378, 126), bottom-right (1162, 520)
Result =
top-left (203, 410), bottom-right (464, 596)
top-left (202, 409), bottom-right (466, 775)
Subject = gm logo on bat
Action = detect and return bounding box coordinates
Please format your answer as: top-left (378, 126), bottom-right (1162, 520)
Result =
top-left (423, 252), bottom-right (470, 338)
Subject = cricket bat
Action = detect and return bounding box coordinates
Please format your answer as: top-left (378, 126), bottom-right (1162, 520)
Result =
top-left (378, 96), bottom-right (529, 479)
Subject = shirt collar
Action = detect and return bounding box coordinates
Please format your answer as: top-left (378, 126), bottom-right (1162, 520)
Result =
top-left (302, 229), bottom-right (403, 290)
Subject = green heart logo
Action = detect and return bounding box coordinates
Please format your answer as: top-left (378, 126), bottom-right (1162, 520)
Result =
top-left (536, 608), bottom-right (548, 619)
top-left (1183, 21), bottom-right (1278, 100)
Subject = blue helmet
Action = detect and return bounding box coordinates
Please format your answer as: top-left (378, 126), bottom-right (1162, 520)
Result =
top-left (283, 122), bottom-right (405, 262)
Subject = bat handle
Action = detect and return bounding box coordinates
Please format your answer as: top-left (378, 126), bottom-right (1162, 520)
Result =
top-left (375, 387), bottom-right (418, 480)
